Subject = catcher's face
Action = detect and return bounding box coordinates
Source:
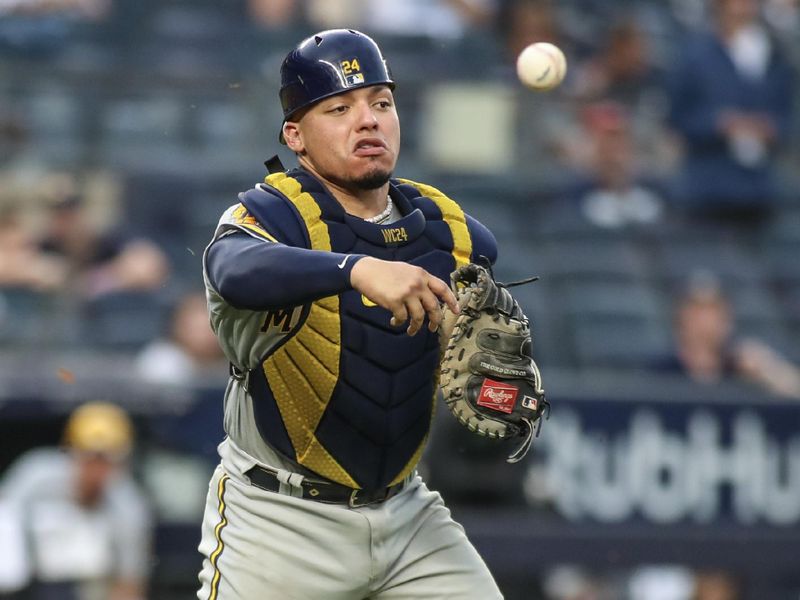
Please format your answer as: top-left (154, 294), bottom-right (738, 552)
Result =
top-left (282, 85), bottom-right (400, 191)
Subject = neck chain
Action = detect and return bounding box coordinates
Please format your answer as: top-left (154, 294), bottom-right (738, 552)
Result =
top-left (364, 195), bottom-right (393, 224)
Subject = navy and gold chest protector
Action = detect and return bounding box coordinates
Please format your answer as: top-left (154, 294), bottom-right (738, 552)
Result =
top-left (240, 169), bottom-right (472, 490)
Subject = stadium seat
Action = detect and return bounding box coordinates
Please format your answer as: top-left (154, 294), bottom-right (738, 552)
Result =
top-left (656, 236), bottom-right (765, 285)
top-left (762, 239), bottom-right (800, 286)
top-left (570, 313), bottom-right (672, 369)
top-left (79, 291), bottom-right (173, 350)
top-left (0, 288), bottom-right (61, 347)
top-left (536, 238), bottom-right (652, 283)
top-left (503, 279), bottom-right (567, 368)
top-left (558, 279), bottom-right (671, 369)
top-left (457, 197), bottom-right (526, 241)
top-left (728, 281), bottom-right (786, 323)
top-left (561, 279), bottom-right (666, 320)
top-left (99, 96), bottom-right (190, 170)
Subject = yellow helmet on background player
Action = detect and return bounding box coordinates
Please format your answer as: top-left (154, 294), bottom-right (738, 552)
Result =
top-left (63, 401), bottom-right (134, 461)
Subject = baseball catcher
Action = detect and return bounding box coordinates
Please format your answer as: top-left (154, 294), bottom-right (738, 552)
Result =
top-left (439, 261), bottom-right (548, 463)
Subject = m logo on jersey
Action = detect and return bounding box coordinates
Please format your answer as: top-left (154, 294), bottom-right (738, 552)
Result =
top-left (260, 308), bottom-right (297, 333)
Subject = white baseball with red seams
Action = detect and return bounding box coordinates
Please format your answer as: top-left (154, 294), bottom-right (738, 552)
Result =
top-left (516, 42), bottom-right (567, 91)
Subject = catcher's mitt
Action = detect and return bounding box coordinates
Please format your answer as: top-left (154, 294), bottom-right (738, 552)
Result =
top-left (439, 262), bottom-right (548, 463)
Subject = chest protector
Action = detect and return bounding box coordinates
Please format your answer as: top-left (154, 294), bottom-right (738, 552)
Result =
top-left (240, 170), bottom-right (472, 491)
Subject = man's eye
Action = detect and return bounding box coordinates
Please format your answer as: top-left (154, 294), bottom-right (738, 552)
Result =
top-left (329, 105), bottom-right (348, 114)
top-left (375, 101), bottom-right (392, 109)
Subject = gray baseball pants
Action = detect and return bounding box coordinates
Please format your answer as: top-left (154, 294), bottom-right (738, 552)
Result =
top-left (197, 463), bottom-right (502, 599)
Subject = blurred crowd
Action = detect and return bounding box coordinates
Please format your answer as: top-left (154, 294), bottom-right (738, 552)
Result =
top-left (0, 0), bottom-right (798, 378)
top-left (1, 0), bottom-right (800, 598)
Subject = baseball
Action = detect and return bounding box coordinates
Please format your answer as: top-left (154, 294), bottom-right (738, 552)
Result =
top-left (516, 42), bottom-right (567, 91)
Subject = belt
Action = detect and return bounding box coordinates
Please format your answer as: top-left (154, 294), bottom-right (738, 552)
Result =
top-left (245, 465), bottom-right (406, 508)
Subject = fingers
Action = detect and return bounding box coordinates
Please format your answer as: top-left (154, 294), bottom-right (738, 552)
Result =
top-left (421, 292), bottom-right (443, 333)
top-left (402, 278), bottom-right (453, 336)
top-left (428, 276), bottom-right (459, 316)
top-left (405, 300), bottom-right (426, 336)
top-left (389, 305), bottom-right (408, 329)
top-left (376, 266), bottom-right (459, 336)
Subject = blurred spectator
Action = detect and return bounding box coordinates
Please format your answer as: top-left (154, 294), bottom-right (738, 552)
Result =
top-left (763, 0), bottom-right (800, 43)
top-left (580, 102), bottom-right (665, 228)
top-left (306, 0), bottom-right (496, 39)
top-left (37, 174), bottom-right (170, 301)
top-left (658, 273), bottom-right (800, 398)
top-left (303, 0), bottom-right (361, 29)
top-left (667, 0), bottom-right (795, 225)
top-left (246, 0), bottom-right (300, 29)
top-left (547, 101), bottom-right (667, 230)
top-left (670, 0), bottom-right (710, 30)
top-left (542, 564), bottom-right (618, 600)
top-left (0, 402), bottom-right (151, 599)
top-left (500, 0), bottom-right (580, 181)
top-left (569, 17), bottom-right (658, 107)
top-left (362, 0), bottom-right (497, 39)
top-left (0, 207), bottom-right (66, 291)
top-left (0, 0), bottom-right (111, 57)
top-left (692, 570), bottom-right (741, 600)
top-left (565, 16), bottom-right (679, 178)
top-left (497, 0), bottom-right (565, 63)
top-left (135, 291), bottom-right (226, 386)
top-left (627, 566), bottom-right (741, 600)
top-left (0, 0), bottom-right (109, 19)
top-left (627, 565), bottom-right (696, 600)
top-left (0, 105), bottom-right (29, 170)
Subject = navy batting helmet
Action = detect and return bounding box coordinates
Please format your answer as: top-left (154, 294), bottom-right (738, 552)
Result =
top-left (278, 29), bottom-right (394, 142)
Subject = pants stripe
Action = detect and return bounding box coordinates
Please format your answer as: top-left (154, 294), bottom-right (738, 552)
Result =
top-left (208, 473), bottom-right (230, 600)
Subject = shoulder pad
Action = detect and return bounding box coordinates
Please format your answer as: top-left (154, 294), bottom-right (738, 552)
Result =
top-left (238, 184), bottom-right (309, 248)
top-left (393, 179), bottom-right (449, 221)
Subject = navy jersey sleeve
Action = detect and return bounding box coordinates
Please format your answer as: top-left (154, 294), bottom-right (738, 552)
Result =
top-left (466, 214), bottom-right (498, 265)
top-left (207, 233), bottom-right (366, 311)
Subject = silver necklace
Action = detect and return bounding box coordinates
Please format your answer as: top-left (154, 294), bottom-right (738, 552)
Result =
top-left (364, 196), bottom-right (393, 224)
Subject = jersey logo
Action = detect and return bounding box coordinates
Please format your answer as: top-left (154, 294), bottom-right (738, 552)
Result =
top-left (260, 308), bottom-right (298, 334)
top-left (381, 227), bottom-right (408, 244)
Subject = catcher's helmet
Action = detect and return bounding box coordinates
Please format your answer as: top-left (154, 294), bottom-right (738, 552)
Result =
top-left (278, 29), bottom-right (394, 141)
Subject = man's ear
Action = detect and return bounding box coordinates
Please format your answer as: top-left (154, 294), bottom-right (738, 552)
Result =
top-left (283, 122), bottom-right (304, 153)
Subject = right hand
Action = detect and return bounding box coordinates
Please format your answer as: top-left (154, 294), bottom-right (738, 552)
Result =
top-left (349, 257), bottom-right (459, 336)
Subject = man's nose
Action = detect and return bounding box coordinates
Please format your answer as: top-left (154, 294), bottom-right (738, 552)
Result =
top-left (355, 102), bottom-right (379, 129)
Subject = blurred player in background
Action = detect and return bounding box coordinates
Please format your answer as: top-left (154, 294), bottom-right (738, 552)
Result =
top-left (0, 402), bottom-right (152, 600)
top-left (199, 28), bottom-right (503, 599)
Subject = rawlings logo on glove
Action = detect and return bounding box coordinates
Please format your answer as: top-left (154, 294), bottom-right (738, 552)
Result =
top-left (477, 380), bottom-right (518, 413)
top-left (439, 261), bottom-right (549, 463)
